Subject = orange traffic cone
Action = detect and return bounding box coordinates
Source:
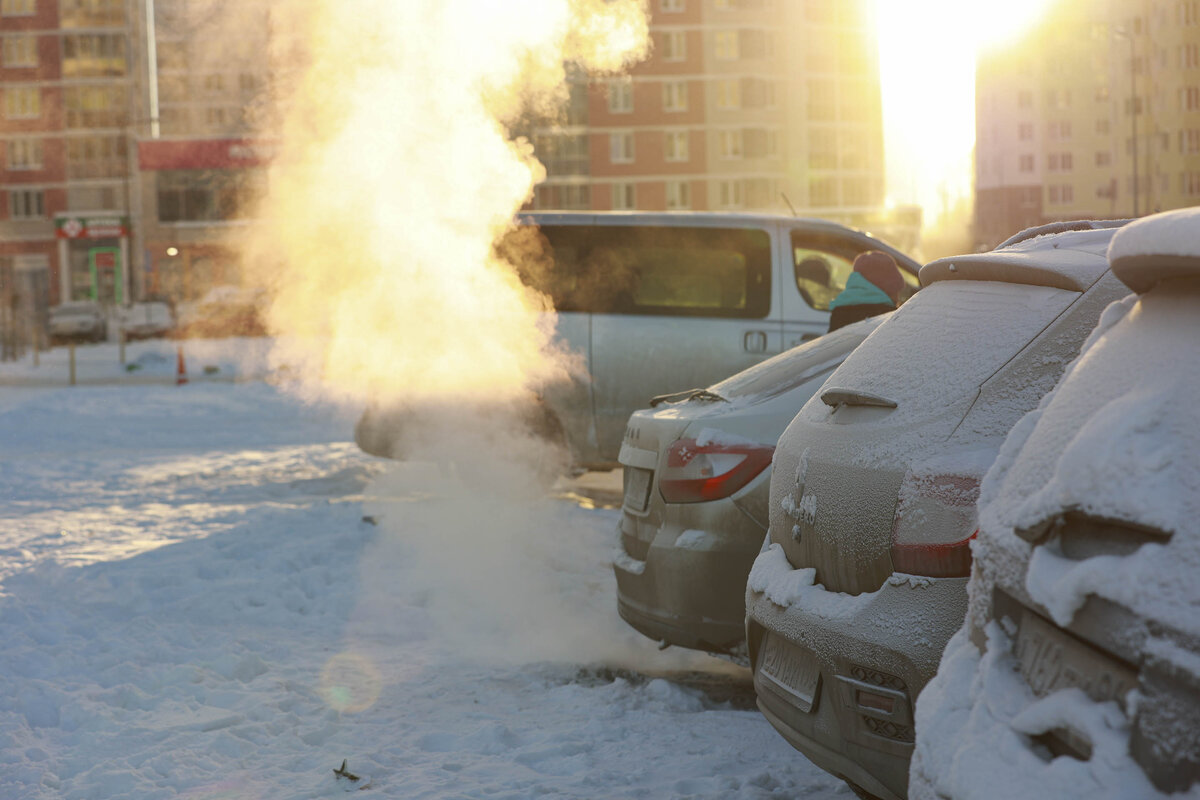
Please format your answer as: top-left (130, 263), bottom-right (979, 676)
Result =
top-left (176, 345), bottom-right (188, 385)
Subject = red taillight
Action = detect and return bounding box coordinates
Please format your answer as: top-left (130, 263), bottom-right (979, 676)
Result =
top-left (889, 473), bottom-right (980, 578)
top-left (658, 437), bottom-right (774, 504)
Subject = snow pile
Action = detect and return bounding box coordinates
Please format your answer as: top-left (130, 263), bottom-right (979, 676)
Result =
top-left (0, 381), bottom-right (848, 799)
top-left (912, 283), bottom-right (1200, 798)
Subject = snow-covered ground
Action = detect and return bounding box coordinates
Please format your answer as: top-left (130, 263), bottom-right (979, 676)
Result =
top-left (0, 341), bottom-right (849, 799)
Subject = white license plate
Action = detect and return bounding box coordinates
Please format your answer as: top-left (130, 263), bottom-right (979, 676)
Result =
top-left (758, 634), bottom-right (822, 713)
top-left (1015, 608), bottom-right (1137, 706)
top-left (623, 467), bottom-right (653, 512)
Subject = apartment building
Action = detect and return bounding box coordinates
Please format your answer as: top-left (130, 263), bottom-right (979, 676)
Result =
top-left (0, 0), bottom-right (269, 317)
top-left (0, 0), bottom-right (134, 309)
top-left (530, 0), bottom-right (888, 223)
top-left (976, 0), bottom-right (1200, 248)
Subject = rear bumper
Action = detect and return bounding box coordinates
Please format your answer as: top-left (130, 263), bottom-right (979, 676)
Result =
top-left (745, 569), bottom-right (968, 800)
top-left (613, 494), bottom-right (765, 654)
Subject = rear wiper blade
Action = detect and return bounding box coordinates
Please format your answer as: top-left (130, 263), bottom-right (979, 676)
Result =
top-left (820, 388), bottom-right (897, 409)
top-left (649, 387), bottom-right (728, 407)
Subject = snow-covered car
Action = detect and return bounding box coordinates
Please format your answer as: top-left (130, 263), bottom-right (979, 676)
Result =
top-left (744, 220), bottom-right (1132, 800)
top-left (48, 300), bottom-right (106, 344)
top-left (355, 212), bottom-right (921, 471)
top-left (910, 207), bottom-right (1200, 800)
top-left (614, 316), bottom-right (885, 659)
top-left (118, 300), bottom-right (175, 340)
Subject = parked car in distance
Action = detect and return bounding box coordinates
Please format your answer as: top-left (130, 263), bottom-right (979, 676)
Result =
top-left (744, 220), bottom-right (1132, 800)
top-left (48, 301), bottom-right (106, 344)
top-left (614, 316), bottom-right (886, 659)
top-left (355, 212), bottom-right (921, 471)
top-left (911, 207), bottom-right (1200, 800)
top-left (118, 301), bottom-right (175, 340)
top-left (174, 286), bottom-right (267, 339)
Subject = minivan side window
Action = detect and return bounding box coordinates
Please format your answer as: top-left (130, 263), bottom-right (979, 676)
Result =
top-left (502, 225), bottom-right (772, 318)
top-left (791, 231), bottom-right (915, 310)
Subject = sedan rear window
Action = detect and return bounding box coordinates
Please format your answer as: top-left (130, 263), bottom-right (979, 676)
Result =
top-left (498, 224), bottom-right (771, 318)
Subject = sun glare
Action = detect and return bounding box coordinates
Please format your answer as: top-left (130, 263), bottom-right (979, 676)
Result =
top-left (877, 1), bottom-right (1053, 229)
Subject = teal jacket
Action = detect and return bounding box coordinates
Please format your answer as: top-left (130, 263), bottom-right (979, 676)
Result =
top-left (829, 271), bottom-right (896, 310)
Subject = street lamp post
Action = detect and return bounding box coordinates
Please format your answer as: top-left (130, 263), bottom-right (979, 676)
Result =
top-left (1114, 27), bottom-right (1138, 217)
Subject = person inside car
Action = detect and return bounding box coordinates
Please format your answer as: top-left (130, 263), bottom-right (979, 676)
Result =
top-left (827, 250), bottom-right (904, 332)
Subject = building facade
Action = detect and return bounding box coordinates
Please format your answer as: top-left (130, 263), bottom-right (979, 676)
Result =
top-left (0, 0), bottom-right (269, 321)
top-left (529, 0), bottom-right (890, 228)
top-left (976, 0), bottom-right (1200, 248)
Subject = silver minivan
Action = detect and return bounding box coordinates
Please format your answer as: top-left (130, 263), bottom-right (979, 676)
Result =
top-left (355, 212), bottom-right (920, 471)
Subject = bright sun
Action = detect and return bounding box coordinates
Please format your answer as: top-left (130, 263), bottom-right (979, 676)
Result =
top-left (876, 0), bottom-right (1053, 228)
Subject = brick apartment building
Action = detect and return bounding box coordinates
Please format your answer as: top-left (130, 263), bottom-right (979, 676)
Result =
top-left (976, 0), bottom-right (1200, 248)
top-left (529, 0), bottom-right (892, 231)
top-left (0, 0), bottom-right (268, 318)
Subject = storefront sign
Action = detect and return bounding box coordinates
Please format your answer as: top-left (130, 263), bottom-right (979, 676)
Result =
top-left (55, 215), bottom-right (131, 239)
top-left (138, 138), bottom-right (277, 170)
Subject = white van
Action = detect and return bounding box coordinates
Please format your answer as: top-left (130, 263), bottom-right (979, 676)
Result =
top-left (356, 211), bottom-right (920, 470)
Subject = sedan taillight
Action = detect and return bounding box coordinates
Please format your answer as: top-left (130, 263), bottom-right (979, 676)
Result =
top-left (890, 473), bottom-right (980, 577)
top-left (658, 437), bottom-right (773, 504)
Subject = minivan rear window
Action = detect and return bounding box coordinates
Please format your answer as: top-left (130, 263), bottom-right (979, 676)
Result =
top-left (498, 225), bottom-right (771, 318)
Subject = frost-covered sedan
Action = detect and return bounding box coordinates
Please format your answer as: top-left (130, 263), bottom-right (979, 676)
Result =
top-left (911, 207), bottom-right (1200, 800)
top-left (744, 220), bottom-right (1131, 800)
top-left (614, 316), bottom-right (884, 659)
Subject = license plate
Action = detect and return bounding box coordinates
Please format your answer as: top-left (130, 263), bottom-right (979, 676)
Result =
top-left (623, 467), bottom-right (653, 512)
top-left (1015, 607), bottom-right (1138, 707)
top-left (758, 634), bottom-right (822, 713)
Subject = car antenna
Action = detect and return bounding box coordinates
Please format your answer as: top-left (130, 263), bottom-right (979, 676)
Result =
top-left (781, 193), bottom-right (798, 217)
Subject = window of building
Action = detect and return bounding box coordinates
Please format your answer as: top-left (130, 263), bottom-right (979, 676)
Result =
top-left (607, 77), bottom-right (633, 113)
top-left (7, 138), bottom-right (42, 170)
top-left (660, 0), bottom-right (684, 12)
top-left (1019, 154), bottom-right (1034, 172)
top-left (662, 80), bottom-right (688, 112)
top-left (156, 168), bottom-right (264, 223)
top-left (533, 183), bottom-right (590, 210)
top-left (807, 79), bottom-right (835, 121)
top-left (809, 176), bottom-right (836, 206)
top-left (1182, 2), bottom-right (1199, 26)
top-left (2, 35), bottom-right (37, 67)
top-left (1183, 43), bottom-right (1200, 68)
top-left (717, 179), bottom-right (743, 208)
top-left (4, 86), bottom-right (39, 119)
top-left (664, 130), bottom-right (688, 162)
top-left (1181, 129), bottom-right (1200, 153)
top-left (661, 30), bottom-right (686, 61)
top-left (716, 78), bottom-right (740, 109)
top-left (666, 180), bottom-right (690, 209)
top-left (1182, 86), bottom-right (1200, 111)
top-left (611, 182), bottom-right (635, 210)
top-left (1047, 120), bottom-right (1072, 140)
top-left (205, 107), bottom-right (228, 126)
top-left (1, 0), bottom-right (36, 15)
top-left (1018, 89), bottom-right (1033, 108)
top-left (1096, 150), bottom-right (1112, 166)
top-left (66, 135), bottom-right (127, 179)
top-left (203, 73), bottom-right (225, 92)
top-left (610, 132), bottom-right (634, 163)
top-left (714, 30), bottom-right (738, 60)
top-left (60, 0), bottom-right (123, 26)
top-left (808, 127), bottom-right (836, 169)
top-left (535, 133), bottom-right (589, 176)
top-left (9, 189), bottom-right (44, 219)
top-left (1096, 118), bottom-right (1111, 134)
top-left (239, 72), bottom-right (259, 92)
top-left (718, 129), bottom-right (743, 159)
top-left (62, 33), bottom-right (127, 78)
top-left (1183, 171), bottom-right (1200, 196)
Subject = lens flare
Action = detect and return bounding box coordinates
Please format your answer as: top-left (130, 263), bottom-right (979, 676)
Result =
top-left (319, 652), bottom-right (383, 713)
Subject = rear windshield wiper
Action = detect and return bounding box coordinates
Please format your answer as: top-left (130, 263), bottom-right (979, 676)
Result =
top-left (649, 387), bottom-right (728, 407)
top-left (820, 388), bottom-right (897, 409)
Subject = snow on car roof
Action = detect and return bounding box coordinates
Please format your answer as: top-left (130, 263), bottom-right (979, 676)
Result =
top-left (919, 226), bottom-right (1120, 292)
top-left (1108, 206), bottom-right (1200, 293)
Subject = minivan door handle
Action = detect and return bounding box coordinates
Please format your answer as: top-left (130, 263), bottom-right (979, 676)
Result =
top-left (744, 330), bottom-right (768, 353)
